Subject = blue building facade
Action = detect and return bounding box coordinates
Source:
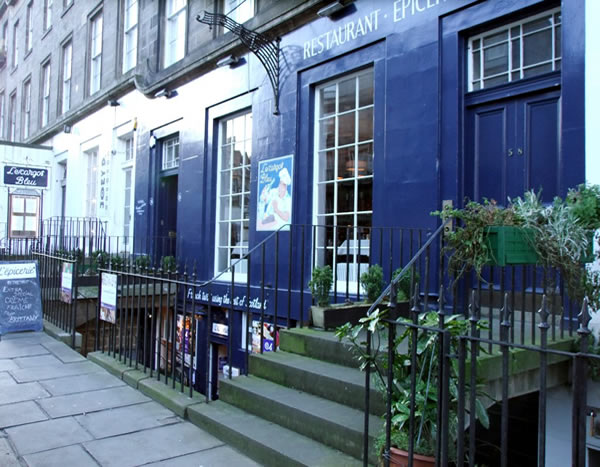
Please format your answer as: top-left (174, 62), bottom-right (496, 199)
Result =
top-left (132, 0), bottom-right (584, 391)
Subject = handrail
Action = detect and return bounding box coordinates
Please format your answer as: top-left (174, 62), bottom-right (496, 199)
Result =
top-left (365, 218), bottom-right (451, 316)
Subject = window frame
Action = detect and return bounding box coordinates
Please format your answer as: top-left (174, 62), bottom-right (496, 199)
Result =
top-left (163, 0), bottom-right (187, 68)
top-left (0, 91), bottom-right (5, 139)
top-left (161, 134), bottom-right (180, 171)
top-left (122, 0), bottom-right (138, 74)
top-left (221, 0), bottom-right (255, 26)
top-left (312, 68), bottom-right (375, 287)
top-left (59, 38), bottom-right (72, 115)
top-left (214, 110), bottom-right (252, 280)
top-left (44, 0), bottom-right (53, 32)
top-left (8, 91), bottom-right (16, 142)
top-left (11, 20), bottom-right (18, 69)
top-left (85, 149), bottom-right (98, 218)
top-left (22, 77), bottom-right (31, 139)
top-left (9, 194), bottom-right (40, 239)
top-left (25, 2), bottom-right (33, 54)
top-left (40, 59), bottom-right (51, 127)
top-left (467, 7), bottom-right (562, 92)
top-left (88, 10), bottom-right (103, 96)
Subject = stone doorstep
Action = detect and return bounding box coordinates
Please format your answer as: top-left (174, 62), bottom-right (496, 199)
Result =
top-left (87, 351), bottom-right (204, 419)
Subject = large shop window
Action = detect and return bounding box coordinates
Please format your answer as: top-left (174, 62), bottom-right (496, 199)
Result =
top-left (215, 111), bottom-right (252, 279)
top-left (314, 69), bottom-right (374, 285)
top-left (468, 8), bottom-right (561, 91)
top-left (9, 194), bottom-right (40, 238)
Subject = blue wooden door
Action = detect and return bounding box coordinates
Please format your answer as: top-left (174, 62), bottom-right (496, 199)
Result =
top-left (466, 90), bottom-right (561, 205)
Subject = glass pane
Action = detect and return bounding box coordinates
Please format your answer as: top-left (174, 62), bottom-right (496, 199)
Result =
top-left (25, 198), bottom-right (36, 213)
top-left (338, 78), bottom-right (356, 112)
top-left (219, 196), bottom-right (230, 220)
top-left (472, 38), bottom-right (480, 50)
top-left (218, 222), bottom-right (229, 247)
top-left (337, 215), bottom-right (354, 236)
top-left (12, 196), bottom-right (24, 212)
top-left (11, 215), bottom-right (22, 230)
top-left (230, 222), bottom-right (241, 246)
top-left (510, 26), bottom-right (520, 38)
top-left (554, 13), bottom-right (561, 25)
top-left (357, 143), bottom-right (373, 177)
top-left (221, 145), bottom-right (232, 170)
top-left (358, 108), bottom-right (373, 142)
top-left (483, 31), bottom-right (507, 47)
top-left (337, 180), bottom-right (354, 214)
top-left (472, 51), bottom-right (481, 80)
top-left (357, 213), bottom-right (371, 228)
top-left (243, 195), bottom-right (250, 220)
top-left (324, 183), bottom-right (334, 214)
top-left (233, 116), bottom-right (245, 141)
top-left (25, 216), bottom-right (36, 231)
top-left (217, 247), bottom-right (228, 270)
top-left (555, 59), bottom-right (561, 70)
top-left (220, 171), bottom-right (230, 195)
top-left (511, 39), bottom-right (520, 70)
top-left (523, 63), bottom-right (552, 78)
top-left (358, 73), bottom-right (373, 107)
top-left (555, 25), bottom-right (561, 58)
top-left (511, 71), bottom-right (520, 80)
top-left (225, 120), bottom-right (233, 143)
top-left (233, 145), bottom-right (244, 167)
top-left (338, 112), bottom-right (355, 146)
top-left (243, 166), bottom-right (250, 192)
top-left (483, 43), bottom-right (508, 77)
top-left (318, 150), bottom-right (335, 182)
top-left (472, 81), bottom-right (481, 91)
top-left (484, 75), bottom-right (509, 87)
top-left (244, 141), bottom-right (252, 165)
top-left (231, 169), bottom-right (243, 194)
top-left (523, 15), bottom-right (552, 34)
top-left (319, 117), bottom-right (335, 150)
top-left (337, 147), bottom-right (355, 180)
top-left (242, 221), bottom-right (249, 244)
top-left (320, 85), bottom-right (336, 117)
top-left (357, 178), bottom-right (373, 211)
top-left (523, 29), bottom-right (552, 66)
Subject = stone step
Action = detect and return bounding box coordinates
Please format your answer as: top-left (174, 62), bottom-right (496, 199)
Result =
top-left (249, 350), bottom-right (385, 415)
top-left (187, 399), bottom-right (365, 467)
top-left (219, 375), bottom-right (382, 465)
top-left (279, 327), bottom-right (360, 368)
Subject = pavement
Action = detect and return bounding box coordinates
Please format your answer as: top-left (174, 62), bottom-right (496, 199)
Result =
top-left (0, 331), bottom-right (261, 467)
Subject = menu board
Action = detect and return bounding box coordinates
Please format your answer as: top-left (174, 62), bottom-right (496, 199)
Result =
top-left (0, 261), bottom-right (43, 335)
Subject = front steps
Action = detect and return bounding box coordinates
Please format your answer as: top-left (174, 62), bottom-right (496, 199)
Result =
top-left (189, 327), bottom-right (383, 466)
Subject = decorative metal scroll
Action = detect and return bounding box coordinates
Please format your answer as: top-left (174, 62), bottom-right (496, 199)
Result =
top-left (196, 11), bottom-right (281, 115)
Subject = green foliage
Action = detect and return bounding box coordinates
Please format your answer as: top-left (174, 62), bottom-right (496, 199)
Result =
top-left (90, 250), bottom-right (109, 272)
top-left (135, 254), bottom-right (151, 270)
top-left (161, 255), bottom-right (177, 273)
top-left (567, 183), bottom-right (600, 230)
top-left (391, 268), bottom-right (419, 303)
top-left (308, 265), bottom-right (333, 307)
top-left (336, 309), bottom-right (489, 458)
top-left (110, 254), bottom-right (125, 270)
top-left (360, 264), bottom-right (384, 303)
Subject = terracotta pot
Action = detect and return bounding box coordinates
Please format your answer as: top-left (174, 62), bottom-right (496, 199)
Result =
top-left (388, 447), bottom-right (435, 467)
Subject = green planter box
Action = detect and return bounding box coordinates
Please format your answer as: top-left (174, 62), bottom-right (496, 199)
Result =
top-left (484, 226), bottom-right (538, 266)
top-left (581, 231), bottom-right (597, 263)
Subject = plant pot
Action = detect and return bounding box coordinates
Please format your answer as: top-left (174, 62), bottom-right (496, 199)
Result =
top-left (388, 447), bottom-right (435, 467)
top-left (484, 226), bottom-right (538, 266)
top-left (310, 302), bottom-right (371, 330)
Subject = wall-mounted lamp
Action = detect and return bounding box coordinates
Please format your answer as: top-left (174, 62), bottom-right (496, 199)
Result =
top-left (63, 124), bottom-right (71, 134)
top-left (149, 134), bottom-right (157, 149)
top-left (317, 1), bottom-right (355, 18)
top-left (216, 55), bottom-right (240, 68)
top-left (154, 88), bottom-right (178, 99)
top-left (108, 99), bottom-right (120, 107)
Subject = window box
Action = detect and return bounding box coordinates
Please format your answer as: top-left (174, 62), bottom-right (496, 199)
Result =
top-left (484, 226), bottom-right (538, 266)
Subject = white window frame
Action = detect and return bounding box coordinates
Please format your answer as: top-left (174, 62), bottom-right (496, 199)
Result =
top-left (164, 0), bottom-right (186, 68)
top-left (44, 0), bottom-right (53, 32)
top-left (11, 21), bottom-right (18, 69)
top-left (214, 110), bottom-right (252, 281)
top-left (123, 167), bottom-right (133, 242)
top-left (313, 69), bottom-right (375, 289)
top-left (468, 7), bottom-right (561, 91)
top-left (0, 92), bottom-right (5, 139)
top-left (89, 12), bottom-right (103, 95)
top-left (125, 136), bottom-right (134, 162)
top-left (25, 2), bottom-right (33, 53)
top-left (8, 91), bottom-right (16, 141)
top-left (161, 135), bottom-right (179, 170)
top-left (223, 0), bottom-right (254, 25)
top-left (122, 0), bottom-right (138, 73)
top-left (61, 40), bottom-right (72, 114)
top-left (86, 149), bottom-right (98, 218)
top-left (9, 194), bottom-right (40, 238)
top-left (22, 79), bottom-right (31, 139)
top-left (41, 61), bottom-right (51, 127)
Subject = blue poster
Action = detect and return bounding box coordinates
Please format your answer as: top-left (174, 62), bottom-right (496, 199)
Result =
top-left (256, 154), bottom-right (293, 231)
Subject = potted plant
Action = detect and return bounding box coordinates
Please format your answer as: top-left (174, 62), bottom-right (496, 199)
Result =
top-left (336, 309), bottom-right (490, 465)
top-left (308, 264), bottom-right (380, 330)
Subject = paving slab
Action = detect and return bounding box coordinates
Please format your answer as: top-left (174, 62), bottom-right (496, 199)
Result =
top-left (14, 353), bottom-right (63, 368)
top-left (1, 332), bottom-right (54, 344)
top-left (0, 360), bottom-right (18, 371)
top-left (0, 400), bottom-right (48, 428)
top-left (144, 445), bottom-right (263, 467)
top-left (0, 371), bottom-right (16, 387)
top-left (10, 360), bottom-right (101, 382)
top-left (0, 343), bottom-right (49, 359)
top-left (0, 436), bottom-right (20, 467)
top-left (83, 422), bottom-right (223, 467)
top-left (0, 382), bottom-right (49, 405)
top-left (23, 444), bottom-right (99, 467)
top-left (6, 417), bottom-right (94, 455)
top-left (42, 340), bottom-right (87, 363)
top-left (75, 401), bottom-right (181, 438)
top-left (40, 371), bottom-right (125, 396)
top-left (37, 385), bottom-right (150, 417)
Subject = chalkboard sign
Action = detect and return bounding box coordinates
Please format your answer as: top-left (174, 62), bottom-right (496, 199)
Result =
top-left (0, 261), bottom-right (43, 335)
